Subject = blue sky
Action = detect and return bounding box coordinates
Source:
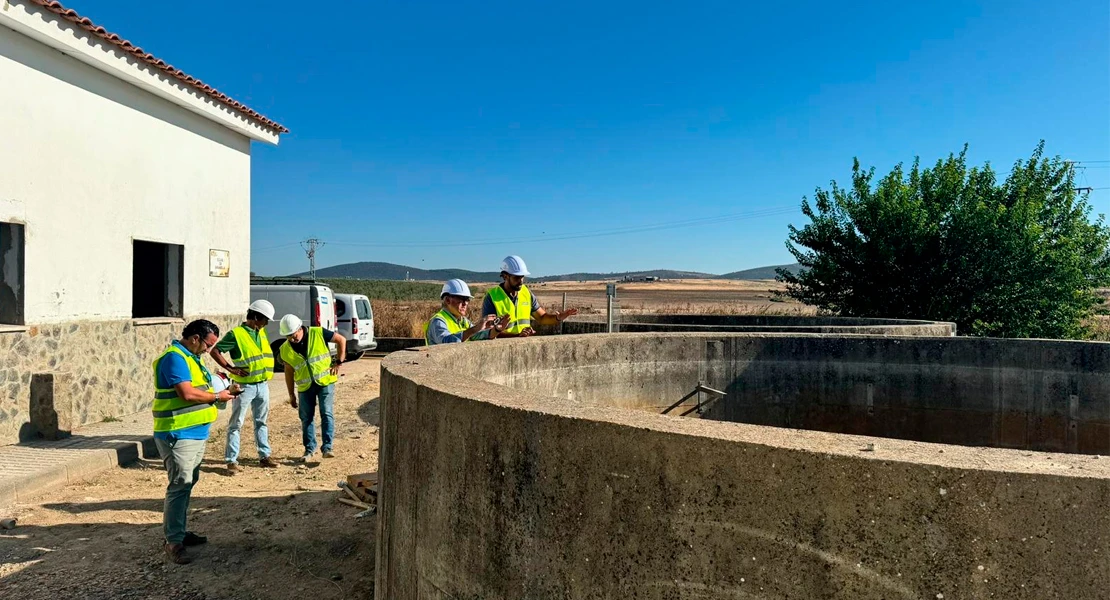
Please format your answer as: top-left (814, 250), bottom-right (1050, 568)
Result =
top-left (79, 1), bottom-right (1108, 277)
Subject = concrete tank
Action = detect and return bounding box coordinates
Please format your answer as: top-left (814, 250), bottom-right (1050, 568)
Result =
top-left (563, 314), bottom-right (957, 336)
top-left (378, 333), bottom-right (1110, 600)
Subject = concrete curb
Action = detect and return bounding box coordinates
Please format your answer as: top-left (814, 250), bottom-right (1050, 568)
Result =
top-left (0, 408), bottom-right (231, 509)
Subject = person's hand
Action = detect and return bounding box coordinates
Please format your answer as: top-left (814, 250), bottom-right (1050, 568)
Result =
top-left (557, 308), bottom-right (579, 321)
top-left (229, 367), bottom-right (249, 378)
top-left (228, 383), bottom-right (243, 396)
top-left (520, 327), bottom-right (536, 337)
top-left (215, 389), bottom-right (233, 402)
top-left (478, 315), bottom-right (498, 332)
top-left (289, 396), bottom-right (298, 409)
top-left (493, 315), bottom-right (511, 332)
top-left (330, 361), bottom-right (342, 376)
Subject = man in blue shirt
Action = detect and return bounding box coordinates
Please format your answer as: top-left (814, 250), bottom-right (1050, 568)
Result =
top-left (426, 279), bottom-right (503, 345)
top-left (154, 319), bottom-right (236, 565)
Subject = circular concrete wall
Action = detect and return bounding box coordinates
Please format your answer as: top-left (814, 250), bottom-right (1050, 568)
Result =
top-left (377, 334), bottom-right (1110, 600)
top-left (563, 314), bottom-right (957, 336)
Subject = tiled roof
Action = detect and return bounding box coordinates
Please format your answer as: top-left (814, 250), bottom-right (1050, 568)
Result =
top-left (27, 0), bottom-right (288, 134)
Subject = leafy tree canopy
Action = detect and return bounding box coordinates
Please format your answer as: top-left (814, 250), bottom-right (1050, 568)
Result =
top-left (777, 142), bottom-right (1110, 338)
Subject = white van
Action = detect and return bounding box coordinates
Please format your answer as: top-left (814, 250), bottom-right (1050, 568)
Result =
top-left (334, 293), bottom-right (377, 359)
top-left (250, 280), bottom-right (338, 364)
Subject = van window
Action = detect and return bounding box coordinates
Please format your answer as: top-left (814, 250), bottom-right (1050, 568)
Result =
top-left (335, 298), bottom-right (347, 318)
top-left (356, 299), bottom-right (371, 319)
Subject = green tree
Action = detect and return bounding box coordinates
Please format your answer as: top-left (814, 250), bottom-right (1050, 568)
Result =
top-left (777, 143), bottom-right (1110, 338)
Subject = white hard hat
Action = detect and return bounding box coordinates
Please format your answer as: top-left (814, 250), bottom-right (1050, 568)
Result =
top-left (500, 255), bottom-right (530, 276)
top-left (279, 314), bottom-right (303, 336)
top-left (441, 279), bottom-right (472, 298)
top-left (247, 299), bottom-right (276, 320)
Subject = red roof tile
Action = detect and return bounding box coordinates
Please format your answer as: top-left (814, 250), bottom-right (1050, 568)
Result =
top-left (27, 0), bottom-right (288, 134)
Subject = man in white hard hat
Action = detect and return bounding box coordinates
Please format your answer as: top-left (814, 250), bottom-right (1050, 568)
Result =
top-left (209, 300), bottom-right (279, 473)
top-left (277, 314), bottom-right (346, 462)
top-left (482, 255), bottom-right (578, 337)
top-left (424, 279), bottom-right (505, 345)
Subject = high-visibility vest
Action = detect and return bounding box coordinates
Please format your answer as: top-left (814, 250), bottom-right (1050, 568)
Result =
top-left (423, 308), bottom-right (471, 345)
top-left (229, 325), bottom-right (274, 384)
top-left (487, 284), bottom-right (533, 334)
top-left (279, 327), bottom-right (338, 392)
top-left (152, 344), bottom-right (218, 433)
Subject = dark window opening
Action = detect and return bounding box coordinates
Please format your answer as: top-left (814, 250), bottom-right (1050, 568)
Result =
top-left (0, 222), bottom-right (25, 326)
top-left (336, 298), bottom-right (347, 318)
top-left (132, 240), bottom-right (183, 319)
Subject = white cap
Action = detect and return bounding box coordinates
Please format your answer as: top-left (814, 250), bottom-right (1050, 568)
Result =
top-left (500, 255), bottom-right (530, 276)
top-left (441, 279), bottom-right (472, 298)
top-left (247, 299), bottom-right (276, 320)
top-left (279, 314), bottom-right (303, 336)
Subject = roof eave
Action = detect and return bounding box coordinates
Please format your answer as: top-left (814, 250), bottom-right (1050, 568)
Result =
top-left (2, 1), bottom-right (286, 144)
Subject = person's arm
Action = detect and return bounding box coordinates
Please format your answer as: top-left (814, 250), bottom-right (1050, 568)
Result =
top-left (461, 315), bottom-right (497, 342)
top-left (160, 352), bottom-right (229, 404)
top-left (428, 318), bottom-right (461, 345)
top-left (285, 363), bottom-right (297, 408)
top-left (173, 381), bottom-right (231, 404)
top-left (532, 306), bottom-right (579, 327)
top-left (208, 332), bottom-right (247, 377)
top-left (324, 329), bottom-right (346, 374)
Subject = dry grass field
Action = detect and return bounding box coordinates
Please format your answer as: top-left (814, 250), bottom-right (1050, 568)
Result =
top-left (371, 279), bottom-right (815, 338)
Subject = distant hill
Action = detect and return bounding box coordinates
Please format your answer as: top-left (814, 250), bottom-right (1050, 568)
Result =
top-left (720, 263), bottom-right (801, 280)
top-left (296, 261), bottom-right (799, 282)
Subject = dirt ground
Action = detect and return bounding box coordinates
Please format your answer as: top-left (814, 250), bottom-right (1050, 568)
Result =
top-left (0, 358), bottom-right (383, 600)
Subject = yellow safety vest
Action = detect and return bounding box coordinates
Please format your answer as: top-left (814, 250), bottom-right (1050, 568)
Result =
top-left (152, 344), bottom-right (218, 433)
top-left (423, 308), bottom-right (471, 345)
top-left (487, 284), bottom-right (533, 334)
top-left (280, 327), bottom-right (338, 392)
top-left (230, 325), bottom-right (274, 384)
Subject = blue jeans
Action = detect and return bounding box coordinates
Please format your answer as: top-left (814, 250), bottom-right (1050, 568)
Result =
top-left (154, 436), bottom-right (206, 545)
top-left (224, 382), bottom-right (271, 463)
top-left (298, 383), bottom-right (335, 455)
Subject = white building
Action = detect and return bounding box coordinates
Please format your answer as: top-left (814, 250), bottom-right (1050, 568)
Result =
top-left (0, 0), bottom-right (286, 444)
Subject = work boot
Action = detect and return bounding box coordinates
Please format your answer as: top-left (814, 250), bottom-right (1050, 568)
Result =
top-left (164, 543), bottom-right (191, 565)
top-left (259, 456), bottom-right (279, 468)
top-left (322, 450), bottom-right (335, 459)
top-left (226, 462), bottom-right (239, 475)
top-left (182, 532), bottom-right (208, 547)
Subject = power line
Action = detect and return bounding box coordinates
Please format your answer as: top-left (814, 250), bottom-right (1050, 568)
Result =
top-left (254, 241), bottom-right (301, 252)
top-left (323, 206), bottom-right (799, 249)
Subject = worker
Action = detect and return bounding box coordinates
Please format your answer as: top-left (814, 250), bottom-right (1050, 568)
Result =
top-left (482, 255), bottom-right (578, 336)
top-left (277, 314), bottom-right (346, 463)
top-left (209, 299), bottom-right (279, 473)
top-left (153, 319), bottom-right (238, 565)
top-left (424, 279), bottom-right (505, 345)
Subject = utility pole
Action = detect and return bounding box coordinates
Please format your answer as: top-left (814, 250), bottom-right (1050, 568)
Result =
top-left (301, 238), bottom-right (325, 280)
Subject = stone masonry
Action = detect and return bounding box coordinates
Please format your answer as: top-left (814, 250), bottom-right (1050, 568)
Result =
top-left (0, 315), bottom-right (238, 446)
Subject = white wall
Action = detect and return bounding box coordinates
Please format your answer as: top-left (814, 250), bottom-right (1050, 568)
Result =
top-left (0, 25), bottom-right (252, 323)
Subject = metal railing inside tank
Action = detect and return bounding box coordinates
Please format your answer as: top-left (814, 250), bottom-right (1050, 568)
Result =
top-left (661, 382), bottom-right (726, 417)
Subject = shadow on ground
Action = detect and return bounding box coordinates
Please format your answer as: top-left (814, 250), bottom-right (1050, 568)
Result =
top-left (1, 491), bottom-right (376, 600)
top-left (356, 398), bottom-right (380, 427)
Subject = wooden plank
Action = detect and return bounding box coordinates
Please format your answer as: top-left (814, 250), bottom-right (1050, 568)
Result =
top-left (347, 472), bottom-right (379, 502)
top-left (338, 497), bottom-right (371, 510)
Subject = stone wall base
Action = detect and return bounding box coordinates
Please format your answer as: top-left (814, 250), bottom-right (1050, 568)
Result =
top-left (0, 315), bottom-right (238, 446)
